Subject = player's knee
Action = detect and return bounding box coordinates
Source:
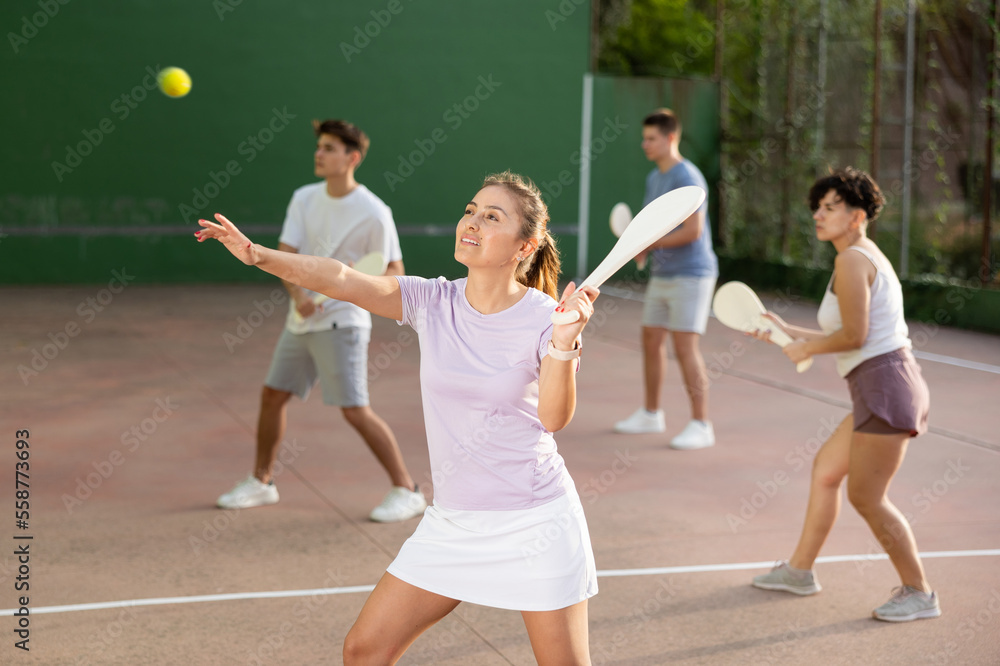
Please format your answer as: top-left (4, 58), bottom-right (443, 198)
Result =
top-left (811, 461), bottom-right (845, 489)
top-left (341, 405), bottom-right (369, 428)
top-left (846, 484), bottom-right (881, 516)
top-left (343, 627), bottom-right (394, 664)
top-left (341, 630), bottom-right (368, 664)
top-left (260, 386), bottom-right (291, 410)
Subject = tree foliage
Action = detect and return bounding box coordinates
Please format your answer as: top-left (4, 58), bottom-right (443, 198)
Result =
top-left (595, 0), bottom-right (998, 282)
top-left (598, 0), bottom-right (715, 77)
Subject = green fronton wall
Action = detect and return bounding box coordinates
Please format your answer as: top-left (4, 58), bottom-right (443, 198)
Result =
top-left (0, 0), bottom-right (591, 283)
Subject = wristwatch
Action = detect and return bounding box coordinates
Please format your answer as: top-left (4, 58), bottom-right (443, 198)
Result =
top-left (547, 339), bottom-right (582, 361)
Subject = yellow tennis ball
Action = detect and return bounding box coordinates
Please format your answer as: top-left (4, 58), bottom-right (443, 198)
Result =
top-left (158, 67), bottom-right (192, 98)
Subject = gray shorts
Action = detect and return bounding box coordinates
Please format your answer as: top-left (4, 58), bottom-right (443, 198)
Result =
top-left (641, 276), bottom-right (717, 334)
top-left (265, 327), bottom-right (370, 407)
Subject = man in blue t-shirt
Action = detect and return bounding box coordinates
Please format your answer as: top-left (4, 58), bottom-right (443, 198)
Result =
top-left (614, 109), bottom-right (718, 449)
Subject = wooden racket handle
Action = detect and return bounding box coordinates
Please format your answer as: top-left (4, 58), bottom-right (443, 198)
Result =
top-left (550, 309), bottom-right (582, 325)
top-left (753, 315), bottom-right (812, 373)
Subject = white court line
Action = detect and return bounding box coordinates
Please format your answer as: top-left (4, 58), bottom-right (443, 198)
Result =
top-left (1, 585), bottom-right (376, 616)
top-left (4, 549), bottom-right (998, 617)
top-left (912, 350), bottom-right (1000, 375)
top-left (597, 548), bottom-right (1000, 577)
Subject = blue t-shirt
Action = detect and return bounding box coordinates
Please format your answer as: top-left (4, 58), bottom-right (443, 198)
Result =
top-left (644, 160), bottom-right (718, 278)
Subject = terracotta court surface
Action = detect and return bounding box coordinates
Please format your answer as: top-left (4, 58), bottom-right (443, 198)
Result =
top-left (2, 282), bottom-right (998, 665)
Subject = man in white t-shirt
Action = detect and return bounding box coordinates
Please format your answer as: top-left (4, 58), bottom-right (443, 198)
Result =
top-left (217, 119), bottom-right (426, 522)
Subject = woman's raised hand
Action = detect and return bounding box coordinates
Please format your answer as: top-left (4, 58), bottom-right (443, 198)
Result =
top-left (195, 213), bottom-right (259, 266)
top-left (552, 282), bottom-right (600, 348)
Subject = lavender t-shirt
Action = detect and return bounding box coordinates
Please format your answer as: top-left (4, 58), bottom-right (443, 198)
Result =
top-left (395, 275), bottom-right (574, 511)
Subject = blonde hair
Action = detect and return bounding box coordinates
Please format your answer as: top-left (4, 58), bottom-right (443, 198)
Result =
top-left (480, 171), bottom-right (561, 299)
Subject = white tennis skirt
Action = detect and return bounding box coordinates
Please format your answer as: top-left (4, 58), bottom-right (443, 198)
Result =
top-left (386, 490), bottom-right (598, 611)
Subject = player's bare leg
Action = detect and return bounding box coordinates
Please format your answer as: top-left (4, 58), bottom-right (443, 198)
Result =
top-left (522, 600), bottom-right (592, 666)
top-left (342, 405), bottom-right (415, 491)
top-left (788, 416), bottom-right (852, 569)
top-left (671, 331), bottom-right (708, 421)
top-left (255, 385), bottom-right (294, 483)
top-left (641, 326), bottom-right (669, 412)
top-left (848, 429), bottom-right (930, 591)
top-left (344, 573), bottom-right (460, 665)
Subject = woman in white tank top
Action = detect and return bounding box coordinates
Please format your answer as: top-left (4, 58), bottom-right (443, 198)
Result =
top-left (748, 168), bottom-right (939, 622)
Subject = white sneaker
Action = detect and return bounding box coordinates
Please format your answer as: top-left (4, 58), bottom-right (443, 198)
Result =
top-left (369, 486), bottom-right (428, 523)
top-left (217, 475), bottom-right (279, 509)
top-left (614, 408), bottom-right (666, 434)
top-left (669, 420), bottom-right (715, 450)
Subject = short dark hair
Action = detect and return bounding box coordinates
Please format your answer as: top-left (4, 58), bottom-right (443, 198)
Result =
top-left (312, 119), bottom-right (370, 161)
top-left (642, 108), bottom-right (681, 137)
top-left (808, 167), bottom-right (885, 222)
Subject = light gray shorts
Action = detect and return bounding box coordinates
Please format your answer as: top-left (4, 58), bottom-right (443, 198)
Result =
top-left (641, 275), bottom-right (717, 334)
top-left (264, 327), bottom-right (370, 407)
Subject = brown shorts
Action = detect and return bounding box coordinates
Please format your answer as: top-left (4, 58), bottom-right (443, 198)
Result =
top-left (846, 348), bottom-right (930, 437)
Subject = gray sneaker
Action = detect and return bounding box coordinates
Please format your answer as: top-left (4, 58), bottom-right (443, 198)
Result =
top-left (872, 586), bottom-right (941, 622)
top-left (752, 561), bottom-right (821, 596)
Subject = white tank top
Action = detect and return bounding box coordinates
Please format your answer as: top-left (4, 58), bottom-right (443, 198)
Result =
top-left (816, 245), bottom-right (911, 377)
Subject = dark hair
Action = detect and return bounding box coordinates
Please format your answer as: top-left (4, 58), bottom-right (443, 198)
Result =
top-left (480, 171), bottom-right (561, 299)
top-left (642, 108), bottom-right (681, 137)
top-left (312, 119), bottom-right (370, 162)
top-left (808, 167), bottom-right (885, 222)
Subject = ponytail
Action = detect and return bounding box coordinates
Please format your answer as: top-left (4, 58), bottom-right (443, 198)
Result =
top-left (518, 231), bottom-right (560, 299)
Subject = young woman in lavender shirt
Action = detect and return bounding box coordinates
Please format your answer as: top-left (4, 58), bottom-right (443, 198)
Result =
top-left (197, 171), bottom-right (601, 664)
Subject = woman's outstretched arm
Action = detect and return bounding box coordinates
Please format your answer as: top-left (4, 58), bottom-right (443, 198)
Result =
top-left (196, 213), bottom-right (403, 321)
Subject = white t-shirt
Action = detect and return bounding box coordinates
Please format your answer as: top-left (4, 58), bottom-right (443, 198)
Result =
top-left (279, 182), bottom-right (402, 333)
top-left (817, 245), bottom-right (911, 377)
